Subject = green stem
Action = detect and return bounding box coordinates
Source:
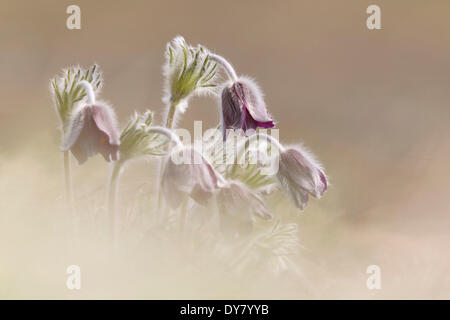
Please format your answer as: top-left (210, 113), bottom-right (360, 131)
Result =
top-left (165, 100), bottom-right (177, 129)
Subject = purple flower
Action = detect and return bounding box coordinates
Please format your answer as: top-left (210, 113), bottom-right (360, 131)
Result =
top-left (162, 147), bottom-right (223, 209)
top-left (277, 146), bottom-right (327, 210)
top-left (217, 180), bottom-right (273, 237)
top-left (220, 77), bottom-right (274, 139)
top-left (62, 103), bottom-right (120, 164)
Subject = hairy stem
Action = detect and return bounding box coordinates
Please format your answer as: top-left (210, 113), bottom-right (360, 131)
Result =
top-left (148, 126), bottom-right (183, 148)
top-left (77, 80), bottom-right (96, 105)
top-left (209, 53), bottom-right (238, 82)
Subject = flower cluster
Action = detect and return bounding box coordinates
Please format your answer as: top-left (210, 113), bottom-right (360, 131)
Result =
top-left (50, 35), bottom-right (328, 243)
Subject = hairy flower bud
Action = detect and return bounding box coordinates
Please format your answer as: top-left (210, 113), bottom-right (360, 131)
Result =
top-left (277, 146), bottom-right (327, 210)
top-left (220, 77), bottom-right (274, 140)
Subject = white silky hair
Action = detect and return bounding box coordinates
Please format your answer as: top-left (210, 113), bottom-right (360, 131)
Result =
top-left (78, 80), bottom-right (96, 105)
top-left (285, 143), bottom-right (326, 175)
top-left (215, 75), bottom-right (277, 134)
top-left (282, 143), bottom-right (330, 198)
top-left (161, 35), bottom-right (220, 128)
top-left (50, 65), bottom-right (103, 128)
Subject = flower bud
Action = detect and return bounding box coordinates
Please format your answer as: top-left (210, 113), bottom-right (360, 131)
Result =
top-left (277, 146), bottom-right (327, 210)
top-left (220, 77), bottom-right (274, 140)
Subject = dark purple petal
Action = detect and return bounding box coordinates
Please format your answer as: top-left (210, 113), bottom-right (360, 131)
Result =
top-left (220, 77), bottom-right (275, 140)
top-left (232, 79), bottom-right (274, 131)
top-left (241, 106), bottom-right (274, 131)
top-left (221, 86), bottom-right (242, 134)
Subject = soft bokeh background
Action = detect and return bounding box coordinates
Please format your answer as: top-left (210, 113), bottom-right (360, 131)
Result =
top-left (1, 0), bottom-right (449, 299)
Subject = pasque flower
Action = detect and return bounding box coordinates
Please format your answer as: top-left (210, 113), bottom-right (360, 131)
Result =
top-left (157, 36), bottom-right (219, 212)
top-left (62, 81), bottom-right (120, 164)
top-left (221, 77), bottom-right (274, 134)
top-left (162, 147), bottom-right (225, 209)
top-left (50, 65), bottom-right (103, 219)
top-left (209, 54), bottom-right (275, 140)
top-left (242, 132), bottom-right (327, 211)
top-left (277, 145), bottom-right (328, 211)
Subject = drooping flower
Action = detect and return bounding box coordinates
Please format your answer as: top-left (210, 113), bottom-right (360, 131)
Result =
top-left (163, 36), bottom-right (218, 128)
top-left (209, 52), bottom-right (275, 140)
top-left (50, 65), bottom-right (103, 216)
top-left (162, 147), bottom-right (225, 209)
top-left (221, 77), bottom-right (274, 135)
top-left (217, 180), bottom-right (273, 236)
top-left (61, 81), bottom-right (120, 164)
top-left (276, 146), bottom-right (328, 210)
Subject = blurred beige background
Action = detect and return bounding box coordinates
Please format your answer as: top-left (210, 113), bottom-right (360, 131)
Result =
top-left (0, 0), bottom-right (449, 299)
